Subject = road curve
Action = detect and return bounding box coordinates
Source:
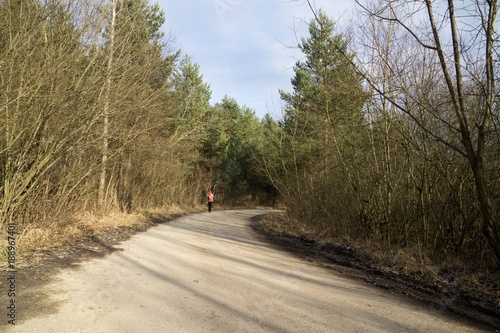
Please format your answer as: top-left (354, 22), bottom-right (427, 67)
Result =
top-left (8, 210), bottom-right (485, 332)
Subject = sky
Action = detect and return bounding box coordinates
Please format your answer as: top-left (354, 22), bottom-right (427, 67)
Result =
top-left (156, 0), bottom-right (356, 118)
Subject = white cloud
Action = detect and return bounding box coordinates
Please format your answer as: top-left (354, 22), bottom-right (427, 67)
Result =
top-left (157, 0), bottom-right (355, 118)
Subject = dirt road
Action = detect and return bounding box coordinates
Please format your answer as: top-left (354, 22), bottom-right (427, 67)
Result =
top-left (6, 210), bottom-right (488, 332)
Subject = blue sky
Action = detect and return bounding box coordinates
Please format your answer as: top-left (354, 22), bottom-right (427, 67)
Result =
top-left (157, 1), bottom-right (355, 118)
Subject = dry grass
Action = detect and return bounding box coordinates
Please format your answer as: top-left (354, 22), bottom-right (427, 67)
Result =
top-left (257, 210), bottom-right (500, 326)
top-left (0, 212), bottom-right (145, 261)
top-left (0, 204), bottom-right (206, 264)
top-left (259, 211), bottom-right (309, 236)
top-left (259, 211), bottom-right (478, 276)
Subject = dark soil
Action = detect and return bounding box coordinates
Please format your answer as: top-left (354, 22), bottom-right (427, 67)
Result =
top-left (250, 214), bottom-right (500, 332)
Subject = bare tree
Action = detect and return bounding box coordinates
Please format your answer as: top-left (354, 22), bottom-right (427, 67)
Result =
top-left (353, 0), bottom-right (500, 264)
top-left (0, 0), bottom-right (105, 226)
top-left (98, 0), bottom-right (119, 207)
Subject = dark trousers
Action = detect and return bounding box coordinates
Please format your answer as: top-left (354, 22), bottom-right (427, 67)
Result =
top-left (208, 202), bottom-right (213, 212)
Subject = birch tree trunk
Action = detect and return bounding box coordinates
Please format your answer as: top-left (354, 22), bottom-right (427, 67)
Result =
top-left (98, 0), bottom-right (119, 207)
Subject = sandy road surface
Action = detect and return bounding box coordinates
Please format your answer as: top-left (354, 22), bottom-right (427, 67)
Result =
top-left (6, 210), bottom-right (487, 332)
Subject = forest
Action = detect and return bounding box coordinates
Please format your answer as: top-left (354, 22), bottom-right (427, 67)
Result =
top-left (1, 0), bottom-right (499, 273)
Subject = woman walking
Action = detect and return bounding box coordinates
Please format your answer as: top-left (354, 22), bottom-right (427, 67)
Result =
top-left (207, 190), bottom-right (214, 212)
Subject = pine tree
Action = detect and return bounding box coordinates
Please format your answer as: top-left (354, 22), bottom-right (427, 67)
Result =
top-left (276, 10), bottom-right (368, 228)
